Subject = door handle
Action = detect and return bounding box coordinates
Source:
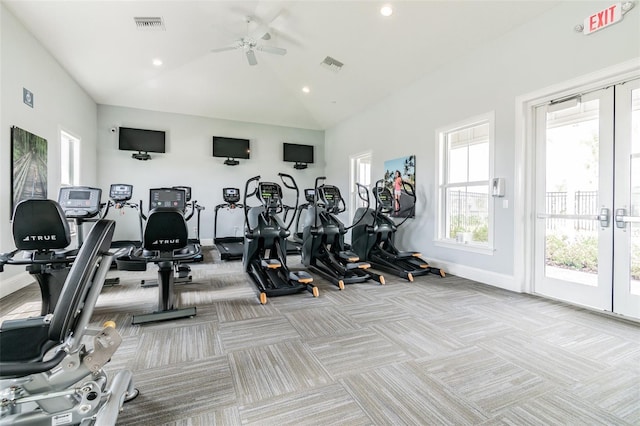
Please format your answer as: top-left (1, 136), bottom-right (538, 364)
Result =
top-left (615, 208), bottom-right (626, 228)
top-left (614, 208), bottom-right (640, 228)
top-left (598, 207), bottom-right (610, 228)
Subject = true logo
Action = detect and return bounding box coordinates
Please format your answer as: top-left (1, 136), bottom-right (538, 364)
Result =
top-left (23, 235), bottom-right (57, 242)
top-left (152, 239), bottom-right (180, 245)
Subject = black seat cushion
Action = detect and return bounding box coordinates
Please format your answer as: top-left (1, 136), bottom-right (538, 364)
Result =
top-left (144, 208), bottom-right (189, 252)
top-left (0, 317), bottom-right (54, 363)
top-left (12, 199), bottom-right (71, 251)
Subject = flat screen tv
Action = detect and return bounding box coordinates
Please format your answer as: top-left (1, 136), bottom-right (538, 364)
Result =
top-left (212, 136), bottom-right (250, 159)
top-left (283, 143), bottom-right (314, 164)
top-left (118, 127), bottom-right (166, 153)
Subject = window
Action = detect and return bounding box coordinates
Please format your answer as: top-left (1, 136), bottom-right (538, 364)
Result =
top-left (350, 151), bottom-right (372, 214)
top-left (436, 112), bottom-right (494, 251)
top-left (60, 130), bottom-right (80, 186)
top-left (60, 130), bottom-right (80, 236)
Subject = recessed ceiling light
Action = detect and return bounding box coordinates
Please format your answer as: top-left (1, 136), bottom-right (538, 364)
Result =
top-left (152, 58), bottom-right (163, 67)
top-left (302, 86), bottom-right (310, 94)
top-left (380, 4), bottom-right (393, 17)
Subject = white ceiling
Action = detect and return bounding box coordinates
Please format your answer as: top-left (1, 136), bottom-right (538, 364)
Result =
top-left (4, 0), bottom-right (560, 130)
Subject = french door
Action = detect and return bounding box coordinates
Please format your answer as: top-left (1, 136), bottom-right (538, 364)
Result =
top-left (534, 79), bottom-right (640, 319)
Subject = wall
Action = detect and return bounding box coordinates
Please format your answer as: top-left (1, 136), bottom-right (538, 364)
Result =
top-left (324, 1), bottom-right (640, 291)
top-left (97, 105), bottom-right (324, 244)
top-left (0, 4), bottom-right (98, 297)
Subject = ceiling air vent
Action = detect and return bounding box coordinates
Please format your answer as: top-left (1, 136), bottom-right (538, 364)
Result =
top-left (134, 17), bottom-right (165, 31)
top-left (320, 56), bottom-right (344, 73)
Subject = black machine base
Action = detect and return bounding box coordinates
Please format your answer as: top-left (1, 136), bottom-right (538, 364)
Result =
top-left (132, 306), bottom-right (197, 325)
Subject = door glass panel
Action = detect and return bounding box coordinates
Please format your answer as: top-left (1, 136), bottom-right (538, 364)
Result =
top-left (544, 99), bottom-right (600, 286)
top-left (630, 88), bottom-right (640, 295)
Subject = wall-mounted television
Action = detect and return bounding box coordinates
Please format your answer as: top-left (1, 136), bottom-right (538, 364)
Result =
top-left (212, 136), bottom-right (250, 160)
top-left (118, 127), bottom-right (166, 153)
top-left (283, 143), bottom-right (314, 168)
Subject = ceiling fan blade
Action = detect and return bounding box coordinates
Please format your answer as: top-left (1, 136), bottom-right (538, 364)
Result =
top-left (211, 45), bottom-right (239, 53)
top-left (256, 45), bottom-right (287, 55)
top-left (246, 49), bottom-right (258, 66)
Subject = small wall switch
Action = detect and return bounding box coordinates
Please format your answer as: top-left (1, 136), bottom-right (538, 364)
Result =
top-left (502, 199), bottom-right (509, 209)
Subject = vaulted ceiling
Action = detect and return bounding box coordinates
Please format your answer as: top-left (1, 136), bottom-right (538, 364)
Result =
top-left (3, 1), bottom-right (560, 130)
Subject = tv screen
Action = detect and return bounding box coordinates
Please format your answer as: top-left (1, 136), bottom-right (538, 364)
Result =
top-left (283, 143), bottom-right (314, 164)
top-left (212, 136), bottom-right (250, 159)
top-left (119, 127), bottom-right (166, 153)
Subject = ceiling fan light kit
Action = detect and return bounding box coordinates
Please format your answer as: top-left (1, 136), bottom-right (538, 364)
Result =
top-left (210, 16), bottom-right (287, 66)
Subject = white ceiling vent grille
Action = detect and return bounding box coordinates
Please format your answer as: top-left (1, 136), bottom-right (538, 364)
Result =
top-left (134, 17), bottom-right (165, 31)
top-left (320, 56), bottom-right (344, 72)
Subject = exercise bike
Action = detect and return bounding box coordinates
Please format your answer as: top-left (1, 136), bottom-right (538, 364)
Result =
top-left (0, 200), bottom-right (137, 425)
top-left (117, 187), bottom-right (201, 324)
top-left (301, 177), bottom-right (385, 289)
top-left (242, 174), bottom-right (318, 304)
top-left (3, 186), bottom-right (114, 314)
top-left (350, 179), bottom-right (445, 281)
top-left (0, 199), bottom-right (75, 315)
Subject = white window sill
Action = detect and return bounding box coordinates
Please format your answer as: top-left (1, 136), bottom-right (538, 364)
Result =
top-left (434, 240), bottom-right (495, 255)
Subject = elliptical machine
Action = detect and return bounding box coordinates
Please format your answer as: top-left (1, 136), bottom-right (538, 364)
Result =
top-left (242, 174), bottom-right (318, 304)
top-left (351, 179), bottom-right (445, 281)
top-left (284, 188), bottom-right (315, 253)
top-left (301, 177), bottom-right (385, 289)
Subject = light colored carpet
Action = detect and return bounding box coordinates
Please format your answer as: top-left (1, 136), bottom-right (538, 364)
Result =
top-left (1, 246), bottom-right (638, 425)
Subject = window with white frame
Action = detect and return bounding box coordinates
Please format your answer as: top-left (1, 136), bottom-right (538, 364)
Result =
top-left (60, 130), bottom-right (80, 186)
top-left (436, 112), bottom-right (494, 250)
top-left (350, 151), bottom-right (372, 214)
top-left (61, 130), bottom-right (80, 236)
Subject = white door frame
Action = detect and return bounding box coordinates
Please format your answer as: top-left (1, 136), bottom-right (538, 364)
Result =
top-left (515, 59), bottom-right (640, 295)
top-left (533, 87), bottom-right (614, 310)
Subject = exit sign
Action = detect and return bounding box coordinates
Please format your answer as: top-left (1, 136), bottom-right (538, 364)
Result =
top-left (583, 3), bottom-right (623, 35)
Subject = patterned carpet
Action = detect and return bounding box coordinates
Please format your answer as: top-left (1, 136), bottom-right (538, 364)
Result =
top-left (1, 246), bottom-right (639, 425)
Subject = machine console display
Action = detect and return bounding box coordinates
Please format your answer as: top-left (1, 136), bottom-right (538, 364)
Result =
top-left (304, 188), bottom-right (315, 203)
top-left (58, 186), bottom-right (102, 218)
top-left (319, 185), bottom-right (341, 207)
top-left (223, 188), bottom-right (241, 204)
top-left (149, 188), bottom-right (186, 211)
top-left (109, 184), bottom-right (133, 202)
top-left (172, 186), bottom-right (192, 202)
top-left (375, 188), bottom-right (393, 209)
top-left (258, 183), bottom-right (282, 204)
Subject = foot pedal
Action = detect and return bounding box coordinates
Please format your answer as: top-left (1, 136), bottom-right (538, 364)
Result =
top-left (345, 262), bottom-right (370, 270)
top-left (338, 251), bottom-right (360, 262)
top-left (290, 271), bottom-right (313, 284)
top-left (396, 251), bottom-right (416, 259)
top-left (261, 259), bottom-right (281, 269)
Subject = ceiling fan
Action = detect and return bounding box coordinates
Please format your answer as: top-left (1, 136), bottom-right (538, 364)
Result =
top-left (211, 17), bottom-right (287, 66)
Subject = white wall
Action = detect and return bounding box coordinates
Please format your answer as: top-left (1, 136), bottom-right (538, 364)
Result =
top-left (324, 1), bottom-right (640, 291)
top-left (0, 4), bottom-right (98, 297)
top-left (97, 105), bottom-right (324, 244)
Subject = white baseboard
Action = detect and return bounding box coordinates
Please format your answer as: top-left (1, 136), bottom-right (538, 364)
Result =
top-left (430, 258), bottom-right (521, 293)
top-left (0, 272), bottom-right (35, 299)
